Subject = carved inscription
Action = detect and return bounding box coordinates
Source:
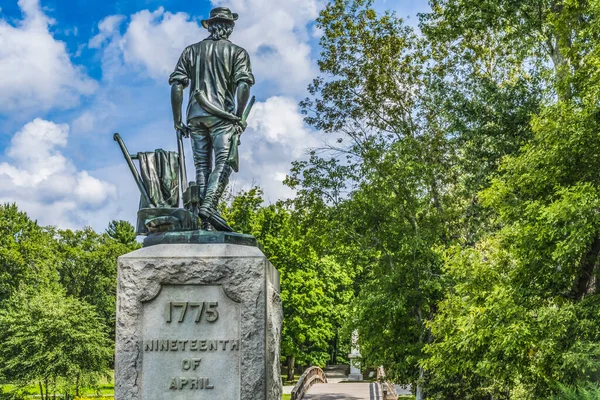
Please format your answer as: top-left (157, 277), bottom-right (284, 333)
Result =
top-left (144, 339), bottom-right (239, 352)
top-left (165, 301), bottom-right (219, 323)
top-left (141, 285), bottom-right (241, 399)
top-left (169, 377), bottom-right (214, 390)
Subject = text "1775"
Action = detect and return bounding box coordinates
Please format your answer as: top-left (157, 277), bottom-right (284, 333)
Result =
top-left (165, 301), bottom-right (219, 323)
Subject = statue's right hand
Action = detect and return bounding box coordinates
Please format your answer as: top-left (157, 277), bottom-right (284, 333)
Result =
top-left (175, 122), bottom-right (189, 138)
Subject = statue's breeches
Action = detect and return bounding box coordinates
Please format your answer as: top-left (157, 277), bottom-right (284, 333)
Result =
top-left (188, 116), bottom-right (234, 210)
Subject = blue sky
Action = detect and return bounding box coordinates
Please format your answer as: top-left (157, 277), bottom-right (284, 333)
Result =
top-left (0, 0), bottom-right (430, 230)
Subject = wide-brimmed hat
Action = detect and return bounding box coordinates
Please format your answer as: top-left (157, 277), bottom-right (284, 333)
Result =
top-left (201, 7), bottom-right (238, 29)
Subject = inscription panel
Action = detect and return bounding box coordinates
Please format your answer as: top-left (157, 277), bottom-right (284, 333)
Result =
top-left (141, 285), bottom-right (240, 400)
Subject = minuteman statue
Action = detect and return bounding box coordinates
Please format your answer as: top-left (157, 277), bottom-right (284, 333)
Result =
top-left (169, 7), bottom-right (253, 232)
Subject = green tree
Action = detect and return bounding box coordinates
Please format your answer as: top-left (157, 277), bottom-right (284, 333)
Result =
top-left (0, 204), bottom-right (57, 305)
top-left (295, 1), bottom-right (457, 396)
top-left (423, 0), bottom-right (600, 397)
top-left (551, 384), bottom-right (600, 400)
top-left (55, 223), bottom-right (140, 340)
top-left (106, 220), bottom-right (137, 245)
top-left (222, 188), bottom-right (354, 380)
top-left (294, 0), bottom-right (581, 397)
top-left (0, 288), bottom-right (112, 399)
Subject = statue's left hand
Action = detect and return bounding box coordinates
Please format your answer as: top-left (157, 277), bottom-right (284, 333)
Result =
top-left (235, 120), bottom-right (247, 135)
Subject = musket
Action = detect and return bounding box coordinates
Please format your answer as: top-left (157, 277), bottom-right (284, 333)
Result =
top-left (176, 128), bottom-right (189, 193)
top-left (227, 95), bottom-right (256, 172)
top-left (113, 133), bottom-right (154, 207)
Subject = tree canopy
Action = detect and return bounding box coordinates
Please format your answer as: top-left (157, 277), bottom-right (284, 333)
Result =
top-left (287, 0), bottom-right (600, 398)
top-left (0, 205), bottom-right (139, 398)
top-left (0, 288), bottom-right (112, 399)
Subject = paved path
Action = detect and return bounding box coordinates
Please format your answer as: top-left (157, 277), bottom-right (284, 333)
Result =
top-left (304, 382), bottom-right (382, 400)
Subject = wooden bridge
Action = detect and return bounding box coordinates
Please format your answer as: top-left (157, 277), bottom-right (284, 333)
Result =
top-left (289, 366), bottom-right (408, 400)
top-left (304, 381), bottom-right (385, 399)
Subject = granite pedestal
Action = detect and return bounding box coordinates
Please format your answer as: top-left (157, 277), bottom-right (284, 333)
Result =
top-left (115, 243), bottom-right (282, 400)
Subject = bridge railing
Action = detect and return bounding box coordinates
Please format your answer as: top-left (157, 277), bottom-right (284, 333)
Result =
top-left (377, 366), bottom-right (398, 400)
top-left (290, 366), bottom-right (328, 400)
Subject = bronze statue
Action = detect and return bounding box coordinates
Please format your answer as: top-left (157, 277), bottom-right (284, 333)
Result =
top-left (169, 7), bottom-right (254, 232)
top-left (114, 7), bottom-right (256, 241)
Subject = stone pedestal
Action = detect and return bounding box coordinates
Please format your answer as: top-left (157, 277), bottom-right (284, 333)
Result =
top-left (115, 243), bottom-right (282, 400)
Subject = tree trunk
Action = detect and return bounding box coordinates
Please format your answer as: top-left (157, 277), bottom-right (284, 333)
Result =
top-left (416, 367), bottom-right (426, 400)
top-left (76, 374), bottom-right (80, 397)
top-left (574, 236), bottom-right (600, 299)
top-left (39, 382), bottom-right (44, 400)
top-left (332, 332), bottom-right (338, 365)
top-left (44, 378), bottom-right (49, 400)
top-left (287, 355), bottom-right (296, 382)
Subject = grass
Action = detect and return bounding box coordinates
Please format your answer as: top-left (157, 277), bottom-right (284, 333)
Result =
top-left (3, 381), bottom-right (295, 399)
top-left (282, 374), bottom-right (301, 386)
top-left (0, 382), bottom-right (115, 398)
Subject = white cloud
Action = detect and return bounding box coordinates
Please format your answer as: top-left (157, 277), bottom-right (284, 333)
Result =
top-left (217, 0), bottom-right (323, 94)
top-left (248, 96), bottom-right (318, 148)
top-left (89, 9), bottom-right (204, 82)
top-left (71, 111), bottom-right (96, 133)
top-left (231, 96), bottom-right (321, 200)
top-left (89, 14), bottom-right (125, 49)
top-left (0, 0), bottom-right (97, 112)
top-left (91, 0), bottom-right (323, 95)
top-left (0, 119), bottom-right (118, 229)
top-left (121, 8), bottom-right (205, 80)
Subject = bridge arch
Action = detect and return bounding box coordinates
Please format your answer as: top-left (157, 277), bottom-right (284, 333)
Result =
top-left (290, 366), bottom-right (328, 400)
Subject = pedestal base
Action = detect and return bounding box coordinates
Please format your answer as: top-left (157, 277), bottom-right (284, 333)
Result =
top-left (143, 230), bottom-right (258, 247)
top-left (115, 243), bottom-right (282, 400)
top-left (347, 373), bottom-right (363, 381)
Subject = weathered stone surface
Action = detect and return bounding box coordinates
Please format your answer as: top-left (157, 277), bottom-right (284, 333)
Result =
top-left (115, 243), bottom-right (282, 400)
top-left (141, 285), bottom-right (241, 399)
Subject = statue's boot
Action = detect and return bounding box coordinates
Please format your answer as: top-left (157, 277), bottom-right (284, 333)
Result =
top-left (194, 167), bottom-right (211, 230)
top-left (199, 206), bottom-right (233, 232)
top-left (199, 167), bottom-right (233, 232)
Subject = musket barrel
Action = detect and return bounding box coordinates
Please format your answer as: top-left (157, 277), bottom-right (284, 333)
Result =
top-left (176, 130), bottom-right (189, 194)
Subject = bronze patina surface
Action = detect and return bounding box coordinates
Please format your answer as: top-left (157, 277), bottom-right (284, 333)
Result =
top-left (115, 7), bottom-right (256, 241)
top-left (170, 7), bottom-right (254, 232)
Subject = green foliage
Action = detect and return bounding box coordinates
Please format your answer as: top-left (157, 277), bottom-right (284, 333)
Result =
top-left (54, 223), bottom-right (140, 339)
top-left (0, 206), bottom-right (137, 396)
top-left (0, 204), bottom-right (58, 304)
top-left (105, 220), bottom-right (137, 245)
top-left (551, 383), bottom-right (600, 400)
top-left (0, 288), bottom-right (112, 398)
top-left (297, 0), bottom-right (600, 397)
top-left (222, 188), bottom-right (354, 367)
top-left (297, 0), bottom-right (452, 390)
top-left (424, 241), bottom-right (600, 399)
top-left (420, 0), bottom-right (600, 398)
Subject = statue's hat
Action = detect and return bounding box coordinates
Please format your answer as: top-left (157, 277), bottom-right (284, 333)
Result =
top-left (201, 7), bottom-right (239, 29)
